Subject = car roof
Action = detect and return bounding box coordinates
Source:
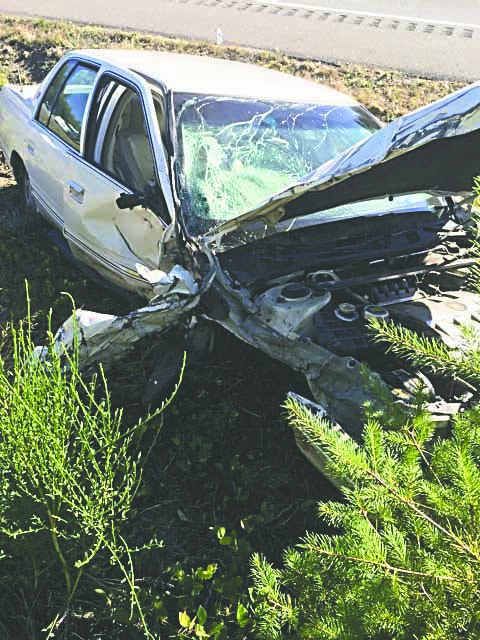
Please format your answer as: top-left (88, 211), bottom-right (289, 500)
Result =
top-left (73, 49), bottom-right (358, 105)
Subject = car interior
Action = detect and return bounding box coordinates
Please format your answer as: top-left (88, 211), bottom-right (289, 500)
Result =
top-left (102, 89), bottom-right (156, 192)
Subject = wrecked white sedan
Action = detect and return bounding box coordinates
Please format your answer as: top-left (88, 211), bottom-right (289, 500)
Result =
top-left (1, 50), bottom-right (479, 445)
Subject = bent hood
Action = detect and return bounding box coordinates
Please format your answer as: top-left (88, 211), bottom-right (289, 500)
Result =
top-left (204, 80), bottom-right (480, 246)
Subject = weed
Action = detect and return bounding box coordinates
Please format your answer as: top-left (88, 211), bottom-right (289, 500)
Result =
top-left (0, 67), bottom-right (8, 87)
top-left (0, 292), bottom-right (169, 637)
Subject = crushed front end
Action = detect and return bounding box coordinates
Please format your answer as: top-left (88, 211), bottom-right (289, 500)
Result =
top-left (204, 201), bottom-right (478, 457)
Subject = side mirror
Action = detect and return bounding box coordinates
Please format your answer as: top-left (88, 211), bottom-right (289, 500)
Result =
top-left (116, 183), bottom-right (166, 217)
top-left (116, 191), bottom-right (146, 210)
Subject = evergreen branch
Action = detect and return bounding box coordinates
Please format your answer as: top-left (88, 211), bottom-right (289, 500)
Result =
top-left (363, 464), bottom-right (480, 562)
top-left (369, 319), bottom-right (480, 388)
top-left (289, 398), bottom-right (480, 560)
top-left (406, 427), bottom-right (444, 489)
top-left (300, 545), bottom-right (474, 583)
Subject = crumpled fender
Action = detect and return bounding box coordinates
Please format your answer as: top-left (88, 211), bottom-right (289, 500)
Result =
top-left (207, 267), bottom-right (390, 437)
top-left (39, 257), bottom-right (216, 369)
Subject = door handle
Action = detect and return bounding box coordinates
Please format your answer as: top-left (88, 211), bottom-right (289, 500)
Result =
top-left (67, 181), bottom-right (85, 204)
top-left (26, 142), bottom-right (35, 156)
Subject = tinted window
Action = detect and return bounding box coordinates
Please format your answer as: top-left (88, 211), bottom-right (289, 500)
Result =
top-left (38, 60), bottom-right (76, 126)
top-left (48, 65), bottom-right (97, 151)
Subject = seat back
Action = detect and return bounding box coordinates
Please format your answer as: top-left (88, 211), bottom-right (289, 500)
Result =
top-left (113, 94), bottom-right (155, 191)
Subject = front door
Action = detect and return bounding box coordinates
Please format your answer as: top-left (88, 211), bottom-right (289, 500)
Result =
top-left (62, 77), bottom-right (168, 296)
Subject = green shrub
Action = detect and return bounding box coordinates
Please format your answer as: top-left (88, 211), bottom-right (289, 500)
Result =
top-left (0, 300), bottom-right (168, 637)
top-left (252, 326), bottom-right (480, 639)
top-left (0, 67), bottom-right (8, 87)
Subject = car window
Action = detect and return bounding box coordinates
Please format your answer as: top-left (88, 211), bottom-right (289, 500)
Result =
top-left (98, 84), bottom-right (156, 193)
top-left (37, 60), bottom-right (76, 127)
top-left (174, 93), bottom-right (379, 234)
top-left (46, 64), bottom-right (98, 151)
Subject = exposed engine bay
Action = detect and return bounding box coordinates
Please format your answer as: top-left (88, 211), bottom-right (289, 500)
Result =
top-left (211, 206), bottom-right (478, 437)
top-left (46, 198), bottom-right (479, 451)
top-left (254, 257), bottom-right (476, 403)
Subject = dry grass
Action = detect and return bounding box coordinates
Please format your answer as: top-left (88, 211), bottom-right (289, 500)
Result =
top-left (0, 14), bottom-right (464, 122)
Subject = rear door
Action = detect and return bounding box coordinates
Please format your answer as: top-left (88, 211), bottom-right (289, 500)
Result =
top-left (61, 73), bottom-right (170, 295)
top-left (27, 61), bottom-right (98, 228)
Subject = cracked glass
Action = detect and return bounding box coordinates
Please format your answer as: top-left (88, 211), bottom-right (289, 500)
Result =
top-left (174, 94), bottom-right (378, 235)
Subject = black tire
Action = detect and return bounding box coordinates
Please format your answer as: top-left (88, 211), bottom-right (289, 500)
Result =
top-left (16, 161), bottom-right (37, 217)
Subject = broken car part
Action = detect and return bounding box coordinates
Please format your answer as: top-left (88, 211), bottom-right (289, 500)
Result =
top-left (1, 51), bottom-right (480, 479)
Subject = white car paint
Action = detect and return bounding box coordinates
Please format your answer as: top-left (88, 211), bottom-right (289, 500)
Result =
top-left (0, 49), bottom-right (363, 299)
top-left (74, 49), bottom-right (358, 105)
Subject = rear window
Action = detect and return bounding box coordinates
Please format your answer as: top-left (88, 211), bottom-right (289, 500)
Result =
top-left (38, 62), bottom-right (98, 151)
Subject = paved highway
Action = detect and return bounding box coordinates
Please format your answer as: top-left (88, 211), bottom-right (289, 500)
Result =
top-left (0, 0), bottom-right (478, 80)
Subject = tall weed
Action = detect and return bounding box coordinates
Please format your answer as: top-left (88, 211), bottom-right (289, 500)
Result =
top-left (0, 298), bottom-right (173, 637)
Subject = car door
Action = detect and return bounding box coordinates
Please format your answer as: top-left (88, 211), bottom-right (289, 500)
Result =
top-left (26, 61), bottom-right (99, 228)
top-left (62, 73), bottom-right (169, 295)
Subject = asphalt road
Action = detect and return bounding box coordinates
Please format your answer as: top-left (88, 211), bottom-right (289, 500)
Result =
top-left (0, 0), bottom-right (479, 80)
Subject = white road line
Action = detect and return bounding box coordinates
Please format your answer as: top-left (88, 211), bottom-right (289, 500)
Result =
top-left (260, 0), bottom-right (480, 30)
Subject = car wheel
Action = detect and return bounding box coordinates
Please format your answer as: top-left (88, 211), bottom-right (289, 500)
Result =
top-left (17, 163), bottom-right (37, 217)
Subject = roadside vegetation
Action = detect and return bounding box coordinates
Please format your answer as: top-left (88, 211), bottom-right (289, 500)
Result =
top-left (253, 356), bottom-right (480, 639)
top-left (0, 15), bottom-right (463, 122)
top-left (0, 14), bottom-right (478, 640)
top-left (0, 304), bottom-right (167, 638)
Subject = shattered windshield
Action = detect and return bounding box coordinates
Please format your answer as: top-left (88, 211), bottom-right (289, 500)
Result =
top-left (174, 94), bottom-right (379, 234)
